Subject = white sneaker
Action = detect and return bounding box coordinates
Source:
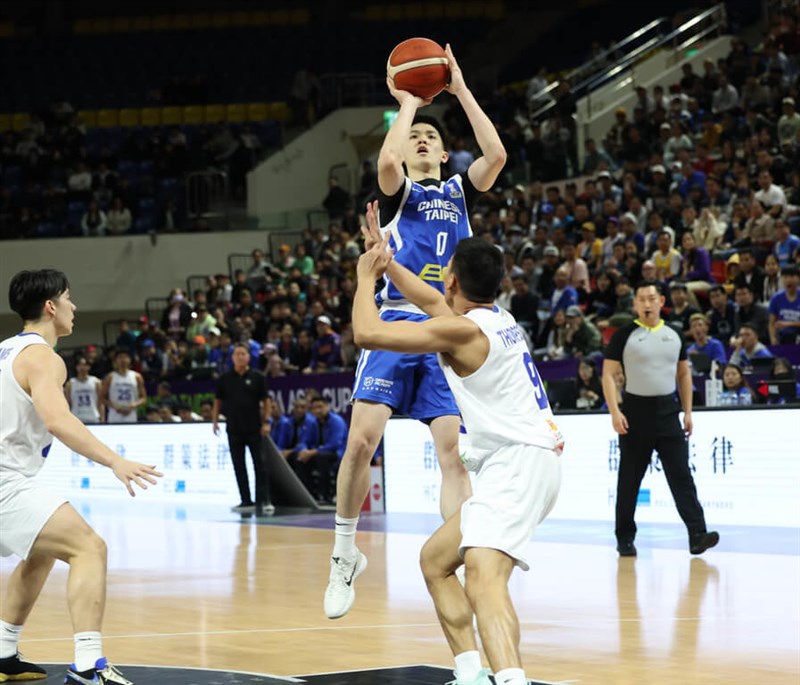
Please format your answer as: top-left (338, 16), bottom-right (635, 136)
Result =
top-left (324, 549), bottom-right (367, 619)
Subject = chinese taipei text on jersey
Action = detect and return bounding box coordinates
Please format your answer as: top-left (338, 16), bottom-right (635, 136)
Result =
top-left (353, 174), bottom-right (476, 420)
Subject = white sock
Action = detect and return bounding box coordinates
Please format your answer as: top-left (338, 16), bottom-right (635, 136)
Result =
top-left (454, 650), bottom-right (482, 681)
top-left (0, 621), bottom-right (23, 659)
top-left (495, 667), bottom-right (526, 685)
top-left (332, 515), bottom-right (359, 558)
top-left (74, 632), bottom-right (102, 672)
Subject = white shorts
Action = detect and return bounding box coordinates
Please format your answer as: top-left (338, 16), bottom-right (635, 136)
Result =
top-left (0, 471), bottom-right (67, 559)
top-left (459, 444), bottom-right (561, 571)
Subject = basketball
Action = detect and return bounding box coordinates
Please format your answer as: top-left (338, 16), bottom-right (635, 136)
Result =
top-left (387, 37), bottom-right (450, 99)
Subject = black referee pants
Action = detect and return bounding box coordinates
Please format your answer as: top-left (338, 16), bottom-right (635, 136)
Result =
top-left (615, 393), bottom-right (707, 543)
top-left (227, 431), bottom-right (269, 506)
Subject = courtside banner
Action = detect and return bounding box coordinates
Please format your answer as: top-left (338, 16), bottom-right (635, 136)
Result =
top-left (383, 408), bottom-right (800, 527)
top-left (37, 423), bottom-right (251, 503)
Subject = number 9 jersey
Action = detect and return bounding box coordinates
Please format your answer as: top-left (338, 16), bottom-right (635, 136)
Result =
top-left (439, 306), bottom-right (564, 463)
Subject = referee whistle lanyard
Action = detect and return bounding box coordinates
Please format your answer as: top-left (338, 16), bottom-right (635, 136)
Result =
top-left (633, 318), bottom-right (665, 332)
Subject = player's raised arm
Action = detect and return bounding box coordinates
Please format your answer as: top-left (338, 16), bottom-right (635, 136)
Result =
top-left (361, 201), bottom-right (450, 318)
top-left (444, 44), bottom-right (507, 192)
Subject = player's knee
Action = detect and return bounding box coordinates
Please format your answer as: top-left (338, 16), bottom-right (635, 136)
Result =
top-left (343, 430), bottom-right (380, 463)
top-left (419, 541), bottom-right (442, 584)
top-left (77, 530), bottom-right (107, 563)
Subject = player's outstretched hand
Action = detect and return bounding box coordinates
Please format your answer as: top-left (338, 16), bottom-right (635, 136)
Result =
top-left (112, 458), bottom-right (164, 497)
top-left (360, 200), bottom-right (382, 250)
top-left (386, 76), bottom-right (433, 107)
top-left (444, 44), bottom-right (466, 96)
top-left (357, 232), bottom-right (393, 281)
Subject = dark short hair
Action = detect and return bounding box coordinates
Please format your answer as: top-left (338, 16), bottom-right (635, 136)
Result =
top-left (310, 395), bottom-right (328, 405)
top-left (634, 280), bottom-right (663, 296)
top-left (708, 284), bottom-right (726, 295)
top-left (8, 269), bottom-right (70, 323)
top-left (233, 342), bottom-right (250, 352)
top-left (451, 238), bottom-right (505, 303)
top-left (781, 264), bottom-right (800, 277)
top-left (738, 247), bottom-right (755, 258)
top-left (734, 283), bottom-right (754, 294)
top-left (411, 114), bottom-right (445, 141)
top-left (738, 322), bottom-right (758, 334)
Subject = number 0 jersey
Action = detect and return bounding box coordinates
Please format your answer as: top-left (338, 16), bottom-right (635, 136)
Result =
top-left (0, 333), bottom-right (54, 477)
top-left (377, 174), bottom-right (474, 312)
top-left (438, 307), bottom-right (564, 458)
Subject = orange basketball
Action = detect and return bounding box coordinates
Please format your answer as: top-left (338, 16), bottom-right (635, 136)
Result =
top-left (387, 37), bottom-right (450, 99)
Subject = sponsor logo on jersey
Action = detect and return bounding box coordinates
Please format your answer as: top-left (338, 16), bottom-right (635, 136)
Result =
top-left (418, 264), bottom-right (446, 282)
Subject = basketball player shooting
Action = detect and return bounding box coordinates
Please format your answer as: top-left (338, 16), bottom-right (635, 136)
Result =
top-left (324, 43), bottom-right (507, 620)
top-left (353, 205), bottom-right (564, 685)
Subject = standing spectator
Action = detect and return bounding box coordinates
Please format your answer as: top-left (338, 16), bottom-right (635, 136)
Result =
top-left (768, 264), bottom-right (800, 344)
top-left (101, 349), bottom-right (146, 423)
top-left (601, 281), bottom-right (719, 557)
top-left (64, 356), bottom-right (103, 424)
top-left (707, 285), bottom-right (736, 345)
top-left (105, 197), bottom-right (132, 235)
top-left (509, 272), bottom-right (539, 338)
top-left (212, 343), bottom-right (273, 514)
top-left (296, 395), bottom-right (348, 504)
top-left (306, 315), bottom-right (342, 374)
top-left (777, 97), bottom-right (800, 146)
top-left (322, 177), bottom-right (351, 223)
top-left (80, 201), bottom-right (107, 237)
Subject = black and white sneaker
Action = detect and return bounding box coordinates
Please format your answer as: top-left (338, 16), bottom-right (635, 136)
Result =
top-left (0, 651), bottom-right (46, 681)
top-left (64, 658), bottom-right (133, 685)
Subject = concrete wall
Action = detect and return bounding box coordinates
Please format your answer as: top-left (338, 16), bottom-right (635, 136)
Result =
top-left (246, 104), bottom-right (445, 225)
top-left (0, 230), bottom-right (269, 318)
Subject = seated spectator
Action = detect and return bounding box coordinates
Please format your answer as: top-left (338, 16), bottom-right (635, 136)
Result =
top-left (733, 284), bottom-right (770, 343)
top-left (574, 358), bottom-right (604, 409)
top-left (542, 308), bottom-right (569, 360)
top-left (687, 313), bottom-right (727, 368)
top-left (562, 240), bottom-right (591, 299)
top-left (550, 266), bottom-right (579, 312)
top-left (691, 207), bottom-right (726, 252)
top-left (339, 324), bottom-right (359, 370)
top-left (768, 264), bottom-right (800, 344)
top-left (81, 200), bottom-right (107, 237)
top-left (495, 274), bottom-right (513, 311)
top-left (295, 395), bottom-right (348, 504)
top-left (763, 254), bottom-right (783, 302)
top-left (733, 248), bottom-right (767, 301)
top-left (140, 339), bottom-right (168, 382)
top-left (754, 169), bottom-right (787, 220)
top-left (729, 323), bottom-right (774, 368)
top-left (144, 407), bottom-right (162, 423)
top-left (265, 352), bottom-right (287, 378)
top-left (159, 402), bottom-right (182, 423)
top-left (274, 397), bottom-right (320, 491)
top-left (306, 315), bottom-right (342, 374)
top-left (577, 222), bottom-right (603, 274)
top-left (773, 219), bottom-right (800, 267)
top-left (67, 162), bottom-right (93, 200)
top-left (679, 231), bottom-right (712, 307)
top-left (106, 196), bottom-right (132, 235)
top-left (666, 281), bottom-right (700, 338)
top-left (743, 201), bottom-right (776, 249)
top-left (603, 276), bottom-right (635, 328)
top-left (584, 269), bottom-right (617, 321)
top-left (199, 399), bottom-right (217, 422)
top-left (765, 357), bottom-right (800, 405)
top-left (717, 363), bottom-right (754, 406)
top-left (564, 305), bottom-right (602, 358)
top-left (177, 402), bottom-right (203, 422)
top-left (653, 230), bottom-right (683, 282)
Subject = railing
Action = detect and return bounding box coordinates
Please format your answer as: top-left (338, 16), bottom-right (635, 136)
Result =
top-left (307, 209), bottom-right (329, 231)
top-left (186, 274), bottom-right (210, 300)
top-left (144, 297), bottom-right (170, 328)
top-left (227, 253), bottom-right (253, 279)
top-left (529, 3), bottom-right (728, 122)
top-left (319, 72), bottom-right (382, 110)
top-left (185, 170), bottom-right (230, 230)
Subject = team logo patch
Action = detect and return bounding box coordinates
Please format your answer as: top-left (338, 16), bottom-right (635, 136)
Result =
top-left (363, 376), bottom-right (374, 388)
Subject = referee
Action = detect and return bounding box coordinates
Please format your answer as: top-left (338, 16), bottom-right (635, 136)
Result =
top-left (601, 281), bottom-right (719, 557)
top-left (212, 343), bottom-right (274, 514)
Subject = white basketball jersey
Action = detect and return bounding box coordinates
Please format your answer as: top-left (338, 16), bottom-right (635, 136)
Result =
top-left (69, 376), bottom-right (101, 423)
top-left (439, 307), bottom-right (564, 464)
top-left (106, 370), bottom-right (139, 423)
top-left (0, 333), bottom-right (54, 477)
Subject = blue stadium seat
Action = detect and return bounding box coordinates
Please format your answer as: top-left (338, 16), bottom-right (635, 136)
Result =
top-left (33, 222), bottom-right (60, 238)
top-left (131, 215), bottom-right (155, 234)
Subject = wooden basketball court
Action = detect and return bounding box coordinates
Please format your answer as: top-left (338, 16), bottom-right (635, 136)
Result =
top-left (1, 503), bottom-right (798, 685)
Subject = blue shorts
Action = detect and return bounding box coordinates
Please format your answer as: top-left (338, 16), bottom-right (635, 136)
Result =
top-left (352, 310), bottom-right (459, 421)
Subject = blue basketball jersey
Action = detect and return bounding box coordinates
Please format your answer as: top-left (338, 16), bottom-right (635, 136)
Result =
top-left (377, 175), bottom-right (473, 311)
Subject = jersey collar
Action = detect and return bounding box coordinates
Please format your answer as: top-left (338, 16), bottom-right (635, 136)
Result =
top-left (633, 318), bottom-right (665, 332)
